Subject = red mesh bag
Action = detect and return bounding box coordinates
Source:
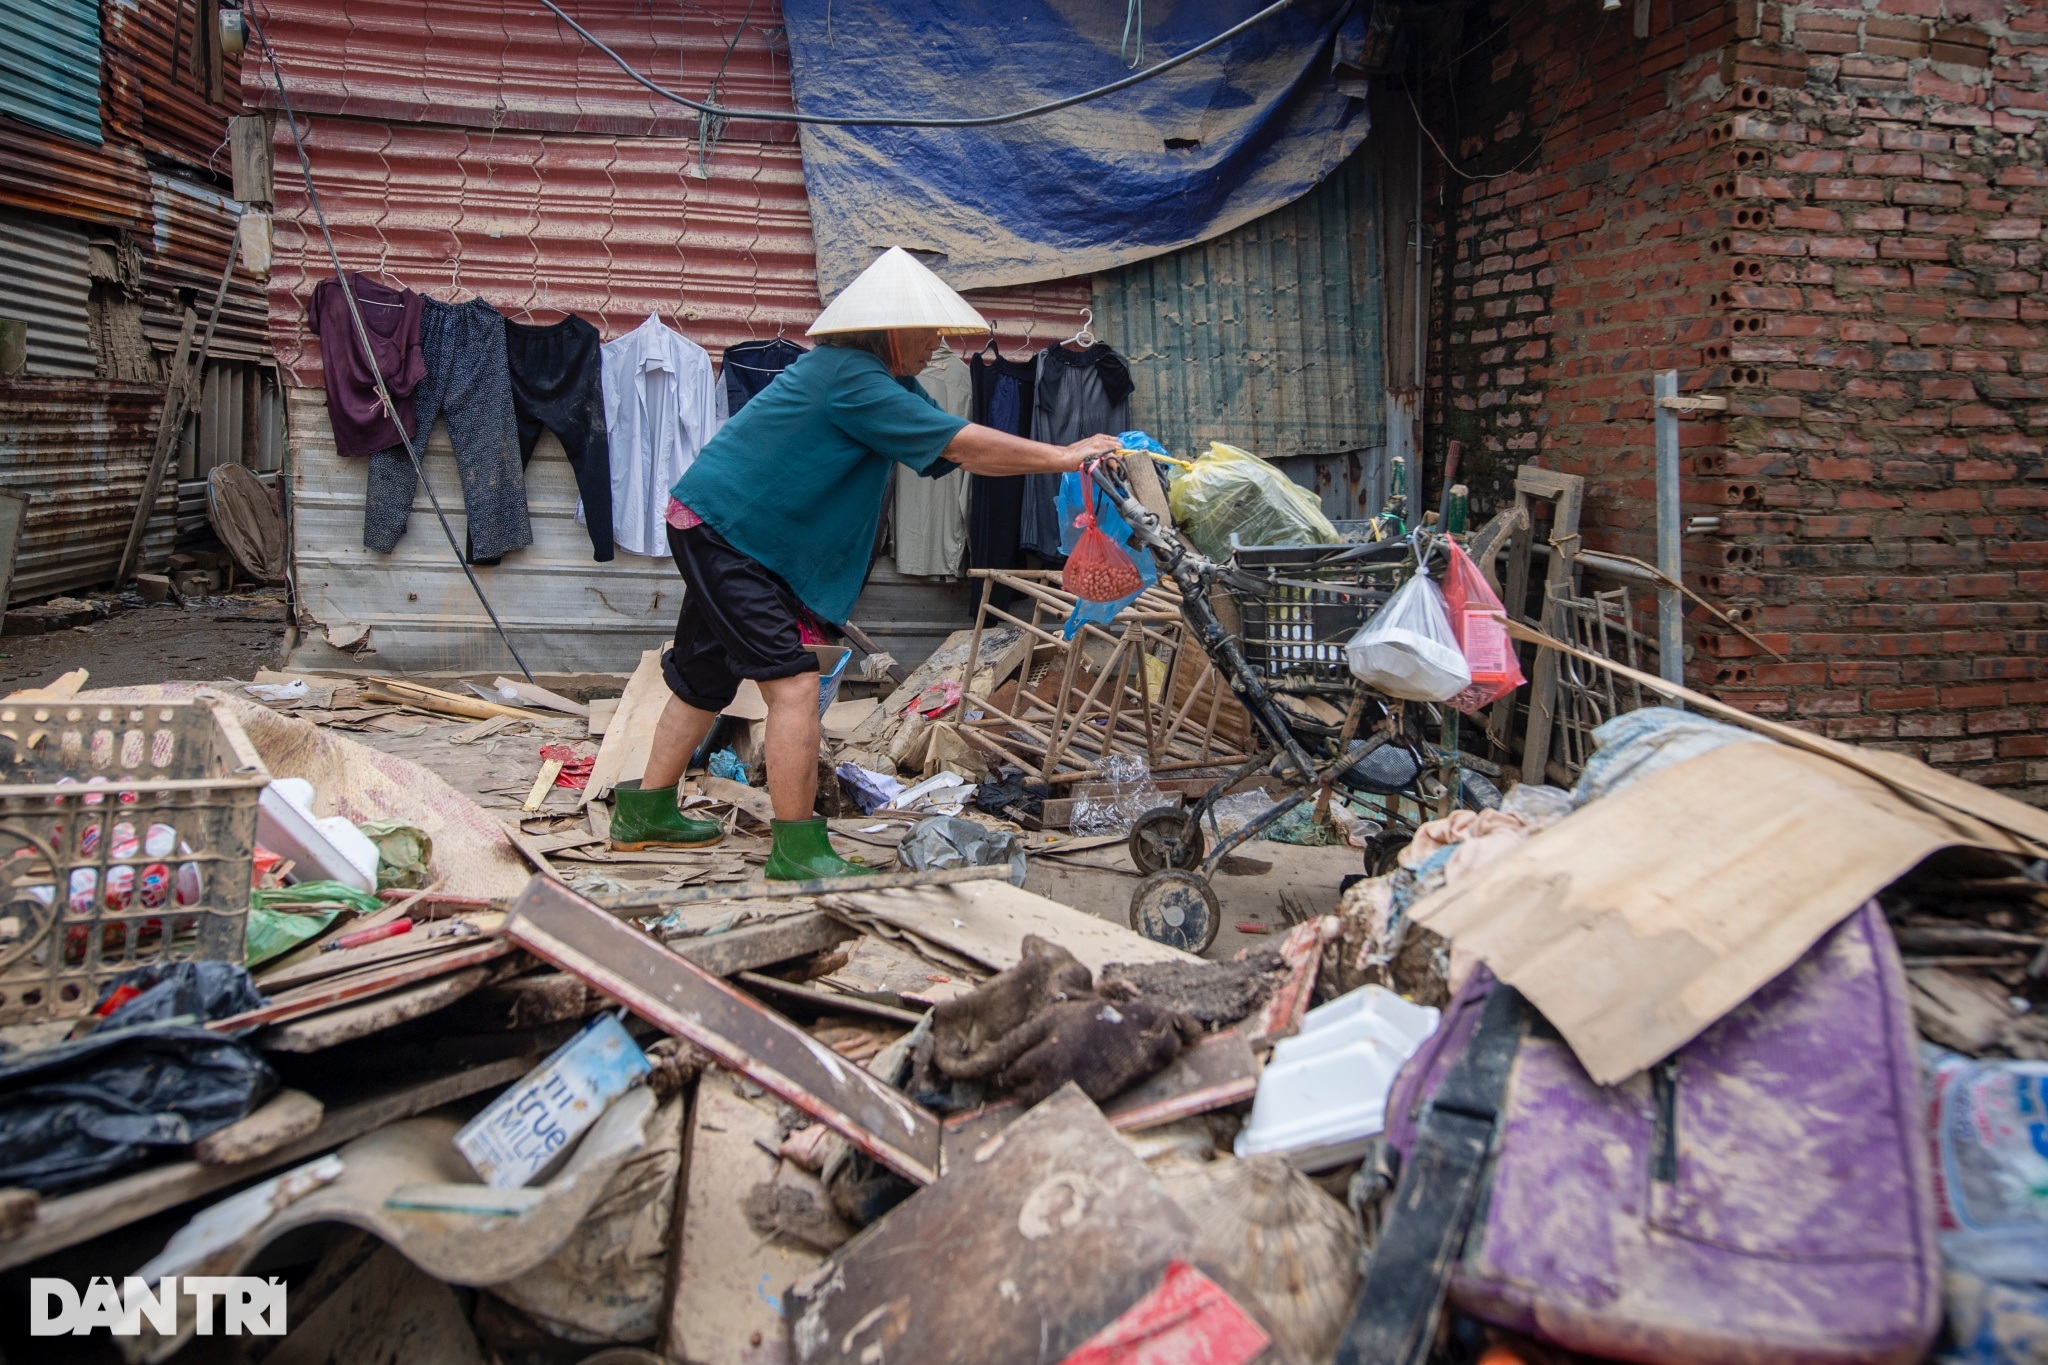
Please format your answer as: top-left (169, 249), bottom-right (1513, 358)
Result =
top-left (1441, 539), bottom-right (1526, 714)
top-left (1061, 476), bottom-right (1144, 603)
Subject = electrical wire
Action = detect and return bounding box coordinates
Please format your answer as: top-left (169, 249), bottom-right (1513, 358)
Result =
top-left (533, 0), bottom-right (1297, 128)
top-left (248, 10), bottom-right (538, 682)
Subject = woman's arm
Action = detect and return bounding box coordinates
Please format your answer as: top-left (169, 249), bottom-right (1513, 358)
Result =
top-left (941, 424), bottom-right (1120, 476)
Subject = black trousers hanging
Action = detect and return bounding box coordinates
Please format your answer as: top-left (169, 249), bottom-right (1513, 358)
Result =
top-left (504, 315), bottom-right (614, 562)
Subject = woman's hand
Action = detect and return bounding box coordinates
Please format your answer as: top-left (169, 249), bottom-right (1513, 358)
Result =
top-left (1059, 433), bottom-right (1122, 470)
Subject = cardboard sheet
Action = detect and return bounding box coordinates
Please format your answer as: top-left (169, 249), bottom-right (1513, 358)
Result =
top-left (583, 649), bottom-right (667, 804)
top-left (1409, 740), bottom-right (2037, 1085)
top-left (821, 880), bottom-right (1200, 975)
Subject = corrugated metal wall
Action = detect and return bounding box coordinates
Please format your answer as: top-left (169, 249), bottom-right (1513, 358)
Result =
top-left (0, 0), bottom-right (103, 146)
top-left (0, 380), bottom-right (175, 599)
top-left (1093, 146), bottom-right (1387, 462)
top-left (0, 209), bottom-right (94, 377)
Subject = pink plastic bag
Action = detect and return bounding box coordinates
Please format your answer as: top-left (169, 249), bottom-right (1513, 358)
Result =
top-left (1441, 541), bottom-right (1525, 714)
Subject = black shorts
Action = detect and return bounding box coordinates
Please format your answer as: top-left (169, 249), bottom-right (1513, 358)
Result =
top-left (663, 520), bottom-right (820, 712)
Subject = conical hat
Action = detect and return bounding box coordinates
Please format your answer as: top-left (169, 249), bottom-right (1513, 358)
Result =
top-left (807, 247), bottom-right (990, 336)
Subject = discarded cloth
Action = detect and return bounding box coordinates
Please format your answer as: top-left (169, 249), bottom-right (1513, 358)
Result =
top-left (601, 314), bottom-right (724, 558)
top-left (892, 348), bottom-right (973, 577)
top-left (308, 273), bottom-right (425, 458)
top-left (364, 297), bottom-right (531, 560)
top-left (1398, 808), bottom-right (1529, 873)
top-left (720, 336), bottom-right (807, 414)
top-left (506, 314), bottom-right (615, 562)
top-left (1572, 704), bottom-right (1766, 806)
top-left (0, 1023), bottom-right (276, 1192)
top-left (968, 350), bottom-right (1036, 603)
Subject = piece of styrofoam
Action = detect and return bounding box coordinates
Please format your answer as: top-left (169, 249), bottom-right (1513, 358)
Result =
top-left (258, 777), bottom-right (375, 891)
top-left (1233, 985), bottom-right (1439, 1171)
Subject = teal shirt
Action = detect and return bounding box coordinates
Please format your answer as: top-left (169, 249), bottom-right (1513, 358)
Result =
top-left (674, 346), bottom-right (971, 622)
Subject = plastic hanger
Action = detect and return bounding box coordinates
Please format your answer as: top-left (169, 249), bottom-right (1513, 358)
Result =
top-left (1061, 307), bottom-right (1097, 350)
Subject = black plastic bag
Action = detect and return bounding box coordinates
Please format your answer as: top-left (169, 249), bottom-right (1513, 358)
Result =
top-left (94, 961), bottom-right (268, 1030)
top-left (0, 1023), bottom-right (277, 1193)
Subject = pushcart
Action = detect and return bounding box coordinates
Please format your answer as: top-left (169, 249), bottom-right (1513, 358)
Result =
top-left (1084, 459), bottom-right (1500, 953)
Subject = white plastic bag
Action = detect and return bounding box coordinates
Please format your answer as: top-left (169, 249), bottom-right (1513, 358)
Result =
top-left (1344, 573), bottom-right (1472, 701)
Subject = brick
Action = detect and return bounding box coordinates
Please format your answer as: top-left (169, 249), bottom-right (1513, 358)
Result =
top-left (1816, 178), bottom-right (1886, 201)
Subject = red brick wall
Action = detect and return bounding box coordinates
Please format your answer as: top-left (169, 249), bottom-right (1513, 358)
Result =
top-left (1422, 0), bottom-right (2048, 802)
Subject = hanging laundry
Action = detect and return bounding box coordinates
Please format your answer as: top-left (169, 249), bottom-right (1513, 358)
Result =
top-left (364, 297), bottom-right (532, 562)
top-left (308, 273), bottom-right (425, 458)
top-left (967, 348), bottom-right (1037, 595)
top-left (1023, 342), bottom-right (1132, 561)
top-left (721, 337), bottom-right (807, 415)
top-left (601, 315), bottom-right (725, 558)
top-left (892, 347), bottom-right (973, 577)
top-left (505, 315), bottom-right (616, 562)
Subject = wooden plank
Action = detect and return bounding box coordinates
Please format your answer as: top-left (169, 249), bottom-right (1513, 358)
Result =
top-left (0, 1054), bottom-right (540, 1271)
top-left (256, 965), bottom-right (497, 1053)
top-left (254, 913), bottom-right (505, 992)
top-left (491, 676), bottom-right (589, 717)
top-left (734, 971), bottom-right (926, 1026)
top-left (505, 878), bottom-right (942, 1184)
top-left (674, 911), bottom-right (857, 979)
top-left (590, 863), bottom-right (1012, 916)
top-left (587, 696), bottom-right (619, 737)
top-left (1520, 470), bottom-right (1584, 785)
top-left (193, 1089), bottom-right (324, 1166)
top-left (209, 940), bottom-right (513, 1032)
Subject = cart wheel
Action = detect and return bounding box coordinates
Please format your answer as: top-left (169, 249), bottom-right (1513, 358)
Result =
top-left (1129, 870), bottom-right (1222, 954)
top-left (1128, 806), bottom-right (1206, 875)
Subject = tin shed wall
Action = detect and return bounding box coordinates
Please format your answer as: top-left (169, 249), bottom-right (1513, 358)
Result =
top-left (0, 0), bottom-right (102, 146)
top-left (0, 380), bottom-right (174, 599)
top-left (0, 209), bottom-right (95, 378)
top-left (1093, 146), bottom-right (1387, 462)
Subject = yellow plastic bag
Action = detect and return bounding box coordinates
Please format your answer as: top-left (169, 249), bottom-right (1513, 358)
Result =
top-left (1166, 442), bottom-right (1339, 559)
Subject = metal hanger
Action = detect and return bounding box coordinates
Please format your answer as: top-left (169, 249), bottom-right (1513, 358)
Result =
top-left (509, 279), bottom-right (553, 324)
top-left (354, 243), bottom-right (407, 307)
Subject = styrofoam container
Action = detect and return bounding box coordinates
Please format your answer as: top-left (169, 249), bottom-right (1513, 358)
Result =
top-left (1233, 984), bottom-right (1440, 1171)
top-left (257, 777), bottom-right (378, 890)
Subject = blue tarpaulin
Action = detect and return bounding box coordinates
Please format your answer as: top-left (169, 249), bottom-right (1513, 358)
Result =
top-left (781, 0), bottom-right (1372, 298)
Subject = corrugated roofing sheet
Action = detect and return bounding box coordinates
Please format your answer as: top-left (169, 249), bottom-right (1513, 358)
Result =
top-left (0, 0), bottom-right (102, 146)
top-left (1095, 146), bottom-right (1388, 459)
top-left (241, 0), bottom-right (798, 142)
top-left (0, 209), bottom-right (95, 378)
top-left (264, 111), bottom-right (1090, 389)
top-left (0, 379), bottom-right (174, 599)
top-left (143, 173), bottom-right (270, 364)
top-left (104, 0), bottom-right (249, 169)
top-left (0, 120), bottom-right (150, 229)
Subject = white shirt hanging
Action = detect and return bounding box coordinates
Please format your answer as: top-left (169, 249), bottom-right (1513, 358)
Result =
top-left (594, 314), bottom-right (725, 556)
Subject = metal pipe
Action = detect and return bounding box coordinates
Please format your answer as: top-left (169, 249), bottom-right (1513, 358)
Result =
top-left (1654, 371), bottom-right (1684, 688)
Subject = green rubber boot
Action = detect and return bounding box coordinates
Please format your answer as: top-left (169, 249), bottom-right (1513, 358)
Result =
top-left (762, 817), bottom-right (875, 883)
top-left (609, 780), bottom-right (724, 850)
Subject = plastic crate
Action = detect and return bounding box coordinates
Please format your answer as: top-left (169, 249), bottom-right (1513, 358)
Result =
top-left (0, 699), bottom-right (269, 1023)
top-left (1232, 544), bottom-right (1406, 688)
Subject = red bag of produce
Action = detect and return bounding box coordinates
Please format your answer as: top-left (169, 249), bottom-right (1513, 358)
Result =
top-left (1061, 476), bottom-right (1144, 603)
top-left (1441, 540), bottom-right (1525, 714)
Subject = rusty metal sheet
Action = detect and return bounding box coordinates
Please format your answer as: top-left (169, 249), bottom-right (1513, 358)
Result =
top-left (789, 1084), bottom-right (1253, 1365)
top-left (104, 0), bottom-right (248, 170)
top-left (504, 875), bottom-right (943, 1185)
top-left (0, 121), bottom-right (150, 229)
top-left (0, 378), bottom-right (176, 599)
top-left (0, 209), bottom-right (95, 378)
top-left (143, 173), bottom-right (268, 364)
top-left (242, 0), bottom-right (799, 143)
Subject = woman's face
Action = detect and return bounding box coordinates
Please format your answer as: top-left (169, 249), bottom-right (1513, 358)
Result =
top-left (885, 328), bottom-right (942, 377)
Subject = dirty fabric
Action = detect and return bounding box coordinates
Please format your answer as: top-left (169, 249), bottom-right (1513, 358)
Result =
top-left (364, 297), bottom-right (531, 561)
top-left (674, 345), bottom-right (968, 623)
top-left (1099, 952), bottom-right (1288, 1029)
top-left (892, 349), bottom-right (974, 577)
top-left (780, 0), bottom-right (1373, 295)
top-left (720, 336), bottom-right (808, 415)
top-left (601, 314), bottom-right (725, 558)
top-left (506, 314), bottom-right (615, 562)
top-left (967, 350), bottom-right (1037, 595)
top-left (308, 273), bottom-right (425, 457)
top-left (1022, 344), bottom-right (1131, 560)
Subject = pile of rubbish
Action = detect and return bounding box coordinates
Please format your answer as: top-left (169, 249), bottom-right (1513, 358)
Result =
top-left (6, 643), bottom-right (2048, 1365)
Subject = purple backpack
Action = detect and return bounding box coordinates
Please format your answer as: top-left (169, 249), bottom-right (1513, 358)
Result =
top-left (1379, 901), bottom-right (1941, 1365)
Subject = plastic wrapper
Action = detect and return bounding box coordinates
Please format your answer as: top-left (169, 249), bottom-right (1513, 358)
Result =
top-left (1061, 474), bottom-right (1144, 603)
top-left (706, 749), bottom-right (750, 785)
top-left (896, 815), bottom-right (1027, 886)
top-left (1441, 540), bottom-right (1527, 714)
top-left (0, 1022), bottom-right (276, 1192)
top-left (356, 818), bottom-right (433, 891)
top-left (1343, 572), bottom-right (1471, 701)
top-left (1056, 470), bottom-right (1158, 638)
top-left (836, 762), bottom-right (903, 815)
top-left (1166, 441), bottom-right (1339, 560)
top-left (1069, 754), bottom-right (1167, 836)
top-left (1924, 1045), bottom-right (2048, 1283)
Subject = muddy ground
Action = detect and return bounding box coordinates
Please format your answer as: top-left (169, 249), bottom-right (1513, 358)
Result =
top-left (0, 589), bottom-right (291, 692)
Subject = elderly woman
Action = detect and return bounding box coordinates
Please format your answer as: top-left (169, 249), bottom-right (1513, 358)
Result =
top-left (609, 248), bottom-right (1120, 879)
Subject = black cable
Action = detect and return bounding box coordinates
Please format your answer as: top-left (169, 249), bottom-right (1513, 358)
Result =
top-left (248, 10), bottom-right (537, 683)
top-left (533, 0), bottom-right (1299, 128)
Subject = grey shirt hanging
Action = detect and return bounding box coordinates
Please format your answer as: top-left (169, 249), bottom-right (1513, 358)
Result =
top-left (1022, 343), bottom-right (1131, 561)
